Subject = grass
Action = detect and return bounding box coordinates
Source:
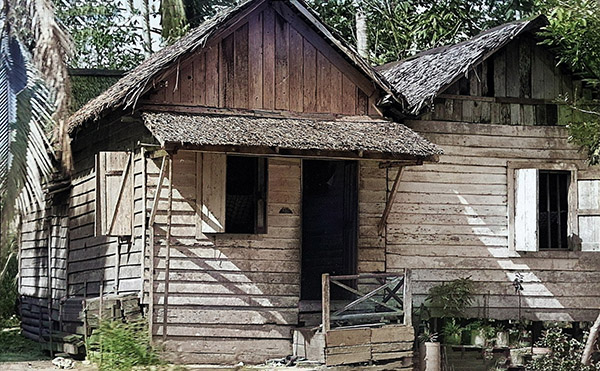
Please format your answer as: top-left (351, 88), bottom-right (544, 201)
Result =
top-left (87, 319), bottom-right (161, 371)
top-left (0, 327), bottom-right (50, 362)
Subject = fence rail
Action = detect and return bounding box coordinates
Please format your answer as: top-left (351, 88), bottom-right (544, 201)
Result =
top-left (321, 270), bottom-right (412, 332)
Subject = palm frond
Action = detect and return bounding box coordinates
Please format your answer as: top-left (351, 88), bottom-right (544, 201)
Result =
top-left (0, 28), bottom-right (55, 221)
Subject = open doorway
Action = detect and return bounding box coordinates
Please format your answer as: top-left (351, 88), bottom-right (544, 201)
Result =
top-left (301, 160), bottom-right (358, 300)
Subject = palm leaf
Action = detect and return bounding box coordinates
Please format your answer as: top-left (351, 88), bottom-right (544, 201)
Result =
top-left (0, 22), bottom-right (55, 220)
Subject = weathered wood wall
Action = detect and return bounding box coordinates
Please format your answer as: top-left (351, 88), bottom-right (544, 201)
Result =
top-left (384, 119), bottom-right (600, 321)
top-left (20, 200), bottom-right (69, 341)
top-left (149, 152), bottom-right (302, 364)
top-left (142, 2), bottom-right (380, 117)
top-left (65, 118), bottom-right (154, 333)
top-left (424, 35), bottom-right (593, 125)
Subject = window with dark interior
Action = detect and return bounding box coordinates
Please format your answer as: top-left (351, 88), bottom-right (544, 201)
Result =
top-left (225, 156), bottom-right (267, 234)
top-left (538, 170), bottom-right (569, 249)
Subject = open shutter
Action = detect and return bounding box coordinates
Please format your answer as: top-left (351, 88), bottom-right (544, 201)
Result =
top-left (255, 158), bottom-right (267, 234)
top-left (96, 151), bottom-right (133, 236)
top-left (196, 153), bottom-right (227, 235)
top-left (514, 169), bottom-right (538, 252)
top-left (578, 180), bottom-right (600, 251)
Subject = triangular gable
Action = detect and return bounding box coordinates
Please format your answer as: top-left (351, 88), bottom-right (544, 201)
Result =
top-left (68, 0), bottom-right (401, 133)
top-left (377, 15), bottom-right (548, 116)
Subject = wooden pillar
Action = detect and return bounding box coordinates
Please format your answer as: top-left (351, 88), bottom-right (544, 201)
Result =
top-left (162, 156), bottom-right (173, 342)
top-left (403, 269), bottom-right (412, 327)
top-left (322, 273), bottom-right (330, 332)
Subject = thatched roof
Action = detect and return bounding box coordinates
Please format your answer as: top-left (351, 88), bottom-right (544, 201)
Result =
top-left (68, 0), bottom-right (401, 133)
top-left (377, 15), bottom-right (548, 115)
top-left (141, 112), bottom-right (442, 159)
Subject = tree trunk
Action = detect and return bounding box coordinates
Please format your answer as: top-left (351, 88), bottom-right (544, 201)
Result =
top-left (354, 1), bottom-right (367, 58)
top-left (582, 312), bottom-right (600, 365)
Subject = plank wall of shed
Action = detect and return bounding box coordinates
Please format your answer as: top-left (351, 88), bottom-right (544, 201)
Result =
top-left (382, 119), bottom-right (600, 321)
top-left (19, 200), bottom-right (69, 341)
top-left (148, 152), bottom-right (300, 364)
top-left (424, 35), bottom-right (591, 125)
top-left (141, 1), bottom-right (379, 117)
top-left (66, 118), bottom-right (154, 332)
top-left (147, 152), bottom-right (387, 364)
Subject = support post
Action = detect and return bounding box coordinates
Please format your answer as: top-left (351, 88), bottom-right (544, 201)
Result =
top-left (162, 156), bottom-right (173, 342)
top-left (322, 273), bottom-right (330, 333)
top-left (378, 166), bottom-right (405, 235)
top-left (403, 269), bottom-right (412, 326)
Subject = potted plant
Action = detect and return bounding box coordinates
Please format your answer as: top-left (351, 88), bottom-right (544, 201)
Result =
top-left (442, 319), bottom-right (464, 345)
top-left (494, 323), bottom-right (509, 348)
top-left (465, 321), bottom-right (485, 346)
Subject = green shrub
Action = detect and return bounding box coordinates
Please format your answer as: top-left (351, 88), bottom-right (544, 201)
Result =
top-left (425, 277), bottom-right (475, 318)
top-left (527, 327), bottom-right (600, 371)
top-left (87, 319), bottom-right (161, 371)
top-left (0, 251), bottom-right (18, 327)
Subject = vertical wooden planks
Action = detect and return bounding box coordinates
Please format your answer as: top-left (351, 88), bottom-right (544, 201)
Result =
top-left (263, 7), bottom-right (275, 110)
top-left (248, 13), bottom-right (264, 109)
top-left (194, 52), bottom-right (206, 106)
top-left (234, 23), bottom-right (250, 109)
top-left (519, 38), bottom-right (532, 98)
top-left (316, 52), bottom-right (331, 112)
top-left (357, 90), bottom-right (368, 115)
top-left (166, 69), bottom-right (180, 103)
top-left (342, 75), bottom-right (356, 115)
top-left (331, 66), bottom-right (343, 113)
top-left (288, 26), bottom-right (303, 112)
top-left (531, 45), bottom-right (545, 100)
top-left (220, 34), bottom-right (235, 107)
top-left (205, 46), bottom-right (219, 107)
top-left (303, 39), bottom-right (317, 112)
top-left (275, 13), bottom-right (289, 110)
top-left (505, 43), bottom-right (519, 97)
top-left (493, 49), bottom-right (506, 97)
top-left (179, 60), bottom-right (194, 104)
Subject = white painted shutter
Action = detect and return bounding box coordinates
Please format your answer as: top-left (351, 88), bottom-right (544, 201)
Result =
top-left (96, 151), bottom-right (133, 236)
top-left (514, 169), bottom-right (538, 252)
top-left (196, 153), bottom-right (227, 234)
top-left (578, 180), bottom-right (600, 251)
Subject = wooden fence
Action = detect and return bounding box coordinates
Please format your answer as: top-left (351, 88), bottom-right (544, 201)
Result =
top-left (321, 270), bottom-right (412, 331)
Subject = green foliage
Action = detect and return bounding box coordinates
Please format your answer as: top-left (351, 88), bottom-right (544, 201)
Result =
top-left (442, 318), bottom-right (464, 344)
top-left (55, 0), bottom-right (146, 69)
top-left (0, 328), bottom-right (49, 362)
top-left (308, 0), bottom-right (538, 64)
top-left (0, 252), bottom-right (18, 327)
top-left (69, 75), bottom-right (121, 112)
top-left (162, 0), bottom-right (190, 44)
top-left (87, 319), bottom-right (161, 371)
top-left (537, 0), bottom-right (600, 85)
top-left (184, 0), bottom-right (239, 28)
top-left (568, 118), bottom-right (600, 165)
top-left (526, 327), bottom-right (600, 371)
top-left (425, 277), bottom-right (474, 318)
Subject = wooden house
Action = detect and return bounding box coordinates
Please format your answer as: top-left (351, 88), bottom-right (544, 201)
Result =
top-left (19, 0), bottom-right (437, 365)
top-left (377, 16), bottom-right (600, 321)
top-left (17, 2), bottom-right (600, 366)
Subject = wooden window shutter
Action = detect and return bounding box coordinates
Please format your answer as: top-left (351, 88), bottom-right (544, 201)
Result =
top-left (578, 180), bottom-right (600, 251)
top-left (196, 153), bottom-right (227, 235)
top-left (95, 151), bottom-right (133, 236)
top-left (255, 158), bottom-right (267, 234)
top-left (514, 169), bottom-right (538, 252)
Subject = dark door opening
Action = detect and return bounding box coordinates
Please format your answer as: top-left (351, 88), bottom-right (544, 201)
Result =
top-left (301, 160), bottom-right (358, 300)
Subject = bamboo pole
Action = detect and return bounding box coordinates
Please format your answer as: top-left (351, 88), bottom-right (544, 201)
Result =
top-left (582, 312), bottom-right (600, 365)
top-left (162, 156), bottom-right (173, 342)
top-left (322, 273), bottom-right (330, 332)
